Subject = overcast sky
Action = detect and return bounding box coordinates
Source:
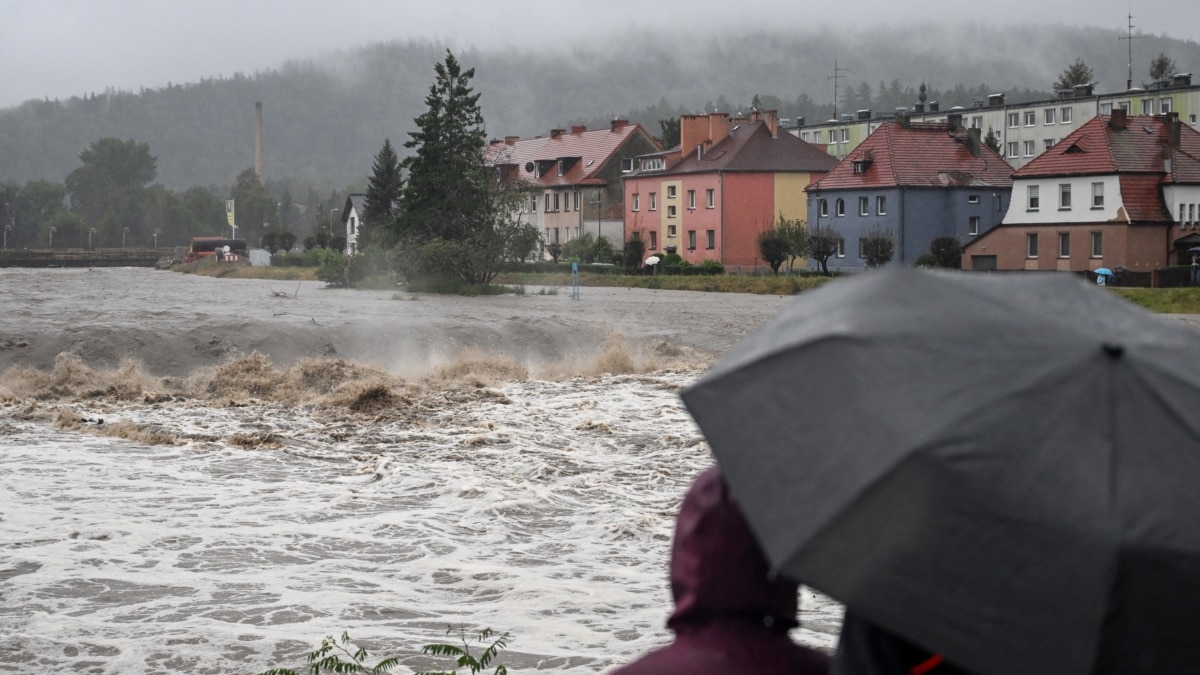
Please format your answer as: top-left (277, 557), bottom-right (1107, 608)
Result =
top-left (1, 0), bottom-right (1195, 110)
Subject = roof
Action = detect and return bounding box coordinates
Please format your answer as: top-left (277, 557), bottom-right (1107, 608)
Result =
top-left (658, 120), bottom-right (838, 175)
top-left (807, 121), bottom-right (1013, 191)
top-left (484, 123), bottom-right (659, 188)
top-left (342, 193), bottom-right (366, 222)
top-left (1013, 113), bottom-right (1200, 181)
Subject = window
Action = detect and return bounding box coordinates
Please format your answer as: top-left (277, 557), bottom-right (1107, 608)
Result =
top-left (1024, 111), bottom-right (1036, 126)
top-left (1059, 183), bottom-right (1072, 210)
top-left (1161, 98), bottom-right (1173, 114)
top-left (1023, 140), bottom-right (1036, 156)
top-left (1007, 142), bottom-right (1019, 158)
top-left (1028, 185), bottom-right (1040, 211)
top-left (529, 194), bottom-right (538, 212)
top-left (1092, 182), bottom-right (1104, 208)
top-left (876, 196), bottom-right (887, 215)
top-left (687, 190), bottom-right (696, 209)
top-left (706, 230), bottom-right (715, 249)
top-left (1119, 101), bottom-right (1130, 112)
top-left (667, 205), bottom-right (677, 218)
top-left (574, 191), bottom-right (580, 211)
top-left (1100, 102), bottom-right (1113, 114)
top-left (1061, 107), bottom-right (1073, 123)
top-left (667, 185), bottom-right (677, 199)
top-left (1181, 203), bottom-right (1187, 224)
top-left (706, 189), bottom-right (715, 208)
top-left (545, 193), bottom-right (551, 212)
top-left (1141, 99), bottom-right (1153, 115)
top-left (649, 192), bottom-right (657, 211)
top-left (621, 158), bottom-right (634, 173)
top-left (968, 194), bottom-right (980, 204)
top-left (1058, 232), bottom-right (1070, 258)
top-left (649, 231), bottom-right (658, 250)
top-left (859, 196), bottom-right (869, 215)
top-left (632, 193), bottom-right (640, 211)
top-left (836, 238), bottom-right (846, 258)
top-left (819, 199), bottom-right (828, 217)
top-left (1044, 108), bottom-right (1056, 125)
top-left (667, 224), bottom-right (676, 237)
top-left (1008, 112), bottom-right (1020, 128)
top-left (971, 116), bottom-right (982, 129)
top-left (1026, 232), bottom-right (1039, 259)
top-left (841, 128), bottom-right (850, 142)
top-left (1191, 113), bottom-right (1198, 125)
top-left (829, 130), bottom-right (838, 144)
top-left (1191, 204), bottom-right (1196, 225)
top-left (688, 230), bottom-right (696, 250)
top-left (857, 238), bottom-right (868, 259)
top-left (553, 193), bottom-right (560, 211)
top-left (1044, 139), bottom-right (1056, 151)
top-left (968, 216), bottom-right (980, 236)
top-left (836, 198), bottom-right (845, 216)
top-left (1091, 231), bottom-right (1103, 257)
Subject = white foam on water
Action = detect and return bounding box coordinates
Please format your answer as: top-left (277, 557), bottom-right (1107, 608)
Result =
top-left (0, 371), bottom-right (842, 674)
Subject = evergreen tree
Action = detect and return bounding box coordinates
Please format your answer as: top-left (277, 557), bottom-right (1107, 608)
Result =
top-left (983, 127), bottom-right (1002, 154)
top-left (401, 50), bottom-right (489, 243)
top-left (364, 138), bottom-right (402, 246)
top-left (1053, 58), bottom-right (1094, 91)
top-left (1150, 53), bottom-right (1177, 81)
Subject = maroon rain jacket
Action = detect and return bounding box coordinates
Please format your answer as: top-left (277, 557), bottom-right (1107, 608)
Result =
top-left (612, 466), bottom-right (830, 675)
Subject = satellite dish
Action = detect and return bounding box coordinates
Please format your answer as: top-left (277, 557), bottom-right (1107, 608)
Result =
top-left (524, 162), bottom-right (535, 172)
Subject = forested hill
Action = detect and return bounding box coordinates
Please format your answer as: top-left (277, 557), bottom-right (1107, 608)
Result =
top-left (1, 22), bottom-right (1197, 191)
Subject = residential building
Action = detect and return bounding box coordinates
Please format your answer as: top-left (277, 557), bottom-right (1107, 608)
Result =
top-left (340, 194), bottom-right (365, 255)
top-left (623, 110), bottom-right (836, 268)
top-left (964, 111), bottom-right (1200, 272)
top-left (485, 120), bottom-right (661, 258)
top-left (794, 75), bottom-right (1200, 169)
top-left (805, 115), bottom-right (1013, 271)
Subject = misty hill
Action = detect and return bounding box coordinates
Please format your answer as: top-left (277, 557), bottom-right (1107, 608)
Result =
top-left (1, 23), bottom-right (1197, 191)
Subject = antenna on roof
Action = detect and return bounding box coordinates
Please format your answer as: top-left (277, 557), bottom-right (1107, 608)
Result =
top-left (1119, 12), bottom-right (1152, 90)
top-left (829, 54), bottom-right (850, 121)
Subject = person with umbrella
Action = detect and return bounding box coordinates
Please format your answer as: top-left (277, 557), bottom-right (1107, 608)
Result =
top-left (682, 268), bottom-right (1200, 675)
top-left (612, 467), bottom-right (830, 674)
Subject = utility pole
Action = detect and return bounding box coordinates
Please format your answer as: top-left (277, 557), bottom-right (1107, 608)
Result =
top-left (829, 55), bottom-right (850, 120)
top-left (1119, 12), bottom-right (1151, 90)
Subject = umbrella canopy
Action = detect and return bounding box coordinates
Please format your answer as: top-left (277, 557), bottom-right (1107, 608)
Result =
top-left (1188, 247), bottom-right (1200, 254)
top-left (682, 268), bottom-right (1200, 675)
top-left (1093, 267), bottom-right (1114, 276)
top-left (645, 255), bottom-right (661, 265)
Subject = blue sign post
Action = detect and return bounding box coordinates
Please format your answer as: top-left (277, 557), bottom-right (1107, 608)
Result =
top-left (571, 261), bottom-right (581, 299)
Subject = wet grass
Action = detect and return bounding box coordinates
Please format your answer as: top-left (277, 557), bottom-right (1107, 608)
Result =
top-left (1111, 287), bottom-right (1200, 314)
top-left (170, 263), bottom-right (318, 281)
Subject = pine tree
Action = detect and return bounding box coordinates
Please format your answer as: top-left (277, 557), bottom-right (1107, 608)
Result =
top-left (1052, 58), bottom-right (1094, 91)
top-left (1150, 53), bottom-right (1177, 81)
top-left (363, 138), bottom-right (402, 246)
top-left (401, 50), bottom-right (488, 243)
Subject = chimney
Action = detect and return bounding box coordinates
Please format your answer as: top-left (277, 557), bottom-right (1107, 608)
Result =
top-left (505, 135), bottom-right (519, 145)
top-left (857, 109), bottom-right (872, 120)
top-left (929, 101), bottom-right (940, 113)
top-left (610, 118), bottom-right (629, 131)
top-left (1110, 108), bottom-right (1128, 130)
top-left (897, 114), bottom-right (911, 129)
top-left (679, 114), bottom-right (709, 155)
top-left (550, 128), bottom-right (565, 139)
top-left (913, 102), bottom-right (925, 113)
top-left (966, 127), bottom-right (982, 157)
top-left (571, 125), bottom-right (587, 135)
top-left (708, 111), bottom-right (732, 145)
top-left (1168, 111), bottom-right (1182, 148)
top-left (762, 109), bottom-right (779, 137)
top-left (254, 102), bottom-right (264, 184)
top-left (947, 112), bottom-right (963, 131)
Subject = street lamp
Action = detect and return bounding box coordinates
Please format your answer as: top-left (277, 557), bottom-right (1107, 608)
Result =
top-left (88, 227), bottom-right (96, 249)
top-left (122, 226), bottom-right (129, 248)
top-left (591, 188), bottom-right (603, 262)
top-left (49, 226), bottom-right (56, 248)
top-left (329, 208), bottom-right (339, 236)
top-left (153, 228), bottom-right (160, 249)
top-left (3, 223), bottom-right (10, 250)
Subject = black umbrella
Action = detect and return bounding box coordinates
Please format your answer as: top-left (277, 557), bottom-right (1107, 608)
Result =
top-left (682, 268), bottom-right (1200, 675)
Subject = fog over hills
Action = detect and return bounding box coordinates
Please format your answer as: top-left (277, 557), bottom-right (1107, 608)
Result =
top-left (1, 22), bottom-right (1197, 192)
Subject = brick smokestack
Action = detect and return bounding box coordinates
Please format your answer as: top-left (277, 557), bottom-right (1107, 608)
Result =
top-left (255, 102), bottom-right (264, 184)
top-left (1110, 108), bottom-right (1128, 130)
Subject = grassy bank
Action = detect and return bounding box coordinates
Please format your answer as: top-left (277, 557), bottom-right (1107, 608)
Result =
top-left (167, 263), bottom-right (1200, 313)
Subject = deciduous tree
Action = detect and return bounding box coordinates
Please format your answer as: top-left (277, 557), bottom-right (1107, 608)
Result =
top-left (65, 137), bottom-right (156, 246)
top-left (807, 224), bottom-right (841, 275)
top-left (860, 226), bottom-right (895, 268)
top-left (756, 228), bottom-right (789, 275)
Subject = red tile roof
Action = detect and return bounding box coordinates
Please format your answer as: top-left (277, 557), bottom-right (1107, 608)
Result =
top-left (1013, 114), bottom-right (1200, 180)
top-left (484, 123), bottom-right (658, 188)
top-left (807, 121), bottom-right (1013, 190)
top-left (660, 120), bottom-right (838, 174)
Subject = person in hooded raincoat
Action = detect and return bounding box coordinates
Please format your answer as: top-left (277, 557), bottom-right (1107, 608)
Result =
top-left (612, 466), bottom-right (830, 675)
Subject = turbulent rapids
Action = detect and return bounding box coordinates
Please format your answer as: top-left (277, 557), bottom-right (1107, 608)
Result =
top-left (0, 268), bottom-right (839, 674)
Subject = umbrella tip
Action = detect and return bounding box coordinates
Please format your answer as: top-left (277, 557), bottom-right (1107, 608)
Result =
top-left (1102, 342), bottom-right (1125, 359)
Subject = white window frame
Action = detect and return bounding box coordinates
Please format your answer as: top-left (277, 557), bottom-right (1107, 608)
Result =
top-left (1141, 99), bottom-right (1153, 115)
top-left (687, 229), bottom-right (696, 250)
top-left (968, 194), bottom-right (980, 204)
top-left (1061, 107), bottom-right (1073, 124)
top-left (859, 196), bottom-right (869, 216)
top-left (705, 189), bottom-right (715, 209)
top-left (1044, 139), bottom-right (1055, 151)
top-left (1007, 142), bottom-right (1019, 158)
top-left (667, 204), bottom-right (677, 218)
top-left (1091, 182), bottom-right (1104, 209)
top-left (968, 216), bottom-right (980, 236)
top-left (1027, 232), bottom-right (1039, 259)
top-left (836, 198), bottom-right (845, 216)
top-left (1100, 102), bottom-right (1113, 114)
top-left (667, 224), bottom-right (676, 237)
top-left (841, 128), bottom-right (850, 143)
top-left (649, 192), bottom-right (657, 211)
top-left (687, 189), bottom-right (696, 209)
top-left (819, 199), bottom-right (828, 217)
top-left (1044, 108), bottom-right (1056, 125)
top-left (632, 193), bottom-right (640, 211)
top-left (1023, 140), bottom-right (1036, 157)
top-left (836, 238), bottom-right (846, 258)
top-left (1024, 111), bottom-right (1036, 126)
top-left (1008, 112), bottom-right (1020, 128)
top-left (876, 196), bottom-right (887, 215)
top-left (1161, 98), bottom-right (1173, 114)
top-left (667, 185), bottom-right (677, 199)
top-left (706, 230), bottom-right (715, 249)
top-left (1059, 183), bottom-right (1072, 210)
top-left (1091, 231), bottom-right (1103, 257)
top-left (1058, 232), bottom-right (1070, 258)
top-left (1028, 185), bottom-right (1040, 211)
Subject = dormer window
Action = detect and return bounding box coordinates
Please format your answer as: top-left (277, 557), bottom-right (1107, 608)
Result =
top-left (853, 159), bottom-right (872, 174)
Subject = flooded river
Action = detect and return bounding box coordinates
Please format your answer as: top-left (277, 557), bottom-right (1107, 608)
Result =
top-left (0, 268), bottom-right (839, 674)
